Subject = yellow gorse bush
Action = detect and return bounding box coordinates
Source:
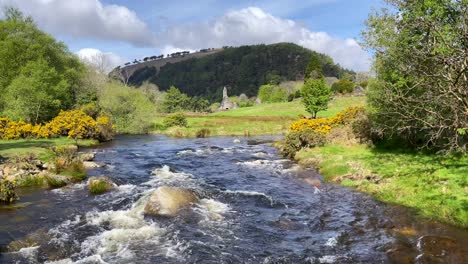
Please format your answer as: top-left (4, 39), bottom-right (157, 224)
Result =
top-left (290, 106), bottom-right (365, 133)
top-left (0, 110), bottom-right (114, 141)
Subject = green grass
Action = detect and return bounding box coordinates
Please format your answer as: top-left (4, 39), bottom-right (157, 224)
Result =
top-left (154, 96), bottom-right (366, 137)
top-left (0, 138), bottom-right (98, 161)
top-left (294, 144), bottom-right (468, 227)
top-left (44, 175), bottom-right (68, 189)
top-left (16, 175), bottom-right (45, 187)
top-left (89, 179), bottom-right (113, 195)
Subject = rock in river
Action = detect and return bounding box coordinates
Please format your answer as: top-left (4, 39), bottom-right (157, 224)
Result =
top-left (144, 186), bottom-right (198, 216)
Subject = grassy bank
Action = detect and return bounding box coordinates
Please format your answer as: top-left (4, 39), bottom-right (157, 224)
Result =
top-left (294, 144), bottom-right (468, 227)
top-left (0, 138), bottom-right (98, 162)
top-left (154, 96), bottom-right (365, 137)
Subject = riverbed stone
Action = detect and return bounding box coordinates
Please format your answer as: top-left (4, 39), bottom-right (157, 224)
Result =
top-left (88, 176), bottom-right (115, 194)
top-left (79, 152), bottom-right (95, 162)
top-left (144, 186), bottom-right (198, 216)
top-left (83, 161), bottom-right (102, 169)
top-left (7, 228), bottom-right (50, 252)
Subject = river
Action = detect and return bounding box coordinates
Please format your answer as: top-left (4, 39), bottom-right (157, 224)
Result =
top-left (0, 135), bottom-right (466, 263)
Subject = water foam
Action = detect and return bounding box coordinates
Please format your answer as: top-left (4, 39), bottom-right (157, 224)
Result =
top-left (195, 198), bottom-right (230, 221)
top-left (146, 165), bottom-right (193, 186)
top-left (80, 192), bottom-right (167, 259)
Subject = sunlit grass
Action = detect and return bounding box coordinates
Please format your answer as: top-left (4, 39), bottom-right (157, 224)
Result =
top-left (0, 138), bottom-right (98, 161)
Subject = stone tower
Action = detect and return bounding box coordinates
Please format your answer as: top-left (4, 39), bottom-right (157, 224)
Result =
top-left (219, 86), bottom-right (238, 110)
top-left (223, 86), bottom-right (228, 99)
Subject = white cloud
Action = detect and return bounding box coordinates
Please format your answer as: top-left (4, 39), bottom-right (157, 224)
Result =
top-left (0, 0), bottom-right (155, 46)
top-left (76, 48), bottom-right (125, 73)
top-left (158, 7), bottom-right (370, 71)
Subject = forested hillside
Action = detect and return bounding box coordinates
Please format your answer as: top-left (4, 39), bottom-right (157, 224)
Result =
top-left (122, 43), bottom-right (353, 101)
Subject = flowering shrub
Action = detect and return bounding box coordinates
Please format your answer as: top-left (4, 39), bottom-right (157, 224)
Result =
top-left (0, 179), bottom-right (18, 203)
top-left (290, 118), bottom-right (332, 134)
top-left (283, 106), bottom-right (367, 157)
top-left (289, 106), bottom-right (365, 133)
top-left (0, 110), bottom-right (114, 141)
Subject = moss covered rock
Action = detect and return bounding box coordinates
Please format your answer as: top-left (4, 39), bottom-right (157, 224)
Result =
top-left (88, 176), bottom-right (115, 195)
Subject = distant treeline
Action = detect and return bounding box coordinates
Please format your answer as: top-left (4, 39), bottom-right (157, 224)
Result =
top-left (125, 43), bottom-right (354, 102)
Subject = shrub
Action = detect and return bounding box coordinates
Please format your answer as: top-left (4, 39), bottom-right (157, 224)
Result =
top-left (290, 118), bottom-right (332, 134)
top-left (0, 110), bottom-right (114, 141)
top-left (163, 113), bottom-right (188, 128)
top-left (284, 106), bottom-right (367, 157)
top-left (98, 81), bottom-right (156, 134)
top-left (195, 128), bottom-right (210, 138)
top-left (47, 110), bottom-right (98, 140)
top-left (282, 129), bottom-right (327, 158)
top-left (210, 103), bottom-right (221, 112)
top-left (62, 161), bottom-right (87, 182)
top-left (351, 111), bottom-right (373, 143)
top-left (258, 84), bottom-right (289, 103)
top-left (96, 115), bottom-right (114, 141)
top-left (238, 100), bottom-right (254, 108)
top-left (0, 179), bottom-right (18, 203)
top-left (331, 79), bottom-right (355, 94)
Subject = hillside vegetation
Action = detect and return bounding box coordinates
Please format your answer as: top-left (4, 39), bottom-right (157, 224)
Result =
top-left (124, 43), bottom-right (354, 101)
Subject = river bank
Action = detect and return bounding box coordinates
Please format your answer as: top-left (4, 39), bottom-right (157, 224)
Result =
top-left (289, 142), bottom-right (468, 228)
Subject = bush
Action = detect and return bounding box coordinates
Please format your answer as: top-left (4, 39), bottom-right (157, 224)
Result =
top-left (258, 84), bottom-right (289, 103)
top-left (331, 79), bottom-right (355, 94)
top-left (210, 103), bottom-right (221, 112)
top-left (96, 115), bottom-right (114, 141)
top-left (0, 110), bottom-right (114, 141)
top-left (98, 81), bottom-right (156, 134)
top-left (0, 180), bottom-right (18, 203)
top-left (351, 111), bottom-right (373, 143)
top-left (163, 113), bottom-right (188, 128)
top-left (238, 100), bottom-right (254, 108)
top-left (282, 129), bottom-right (327, 158)
top-left (284, 106), bottom-right (367, 157)
top-left (195, 128), bottom-right (211, 138)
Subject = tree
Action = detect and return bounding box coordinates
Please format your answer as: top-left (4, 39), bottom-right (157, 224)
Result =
top-left (98, 81), bottom-right (156, 133)
top-left (0, 7), bottom-right (84, 119)
top-left (304, 54), bottom-right (323, 81)
top-left (363, 0), bottom-right (467, 151)
top-left (301, 79), bottom-right (331, 118)
top-left (161, 86), bottom-right (190, 113)
top-left (3, 60), bottom-right (71, 123)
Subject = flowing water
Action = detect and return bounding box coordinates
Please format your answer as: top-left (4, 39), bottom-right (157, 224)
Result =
top-left (0, 135), bottom-right (467, 263)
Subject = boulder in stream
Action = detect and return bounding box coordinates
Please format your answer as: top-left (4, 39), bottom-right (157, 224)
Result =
top-left (83, 161), bottom-right (102, 169)
top-left (144, 186), bottom-right (198, 216)
top-left (79, 152), bottom-right (95, 162)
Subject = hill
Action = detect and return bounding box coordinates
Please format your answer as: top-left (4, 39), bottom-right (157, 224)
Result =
top-left (111, 43), bottom-right (354, 102)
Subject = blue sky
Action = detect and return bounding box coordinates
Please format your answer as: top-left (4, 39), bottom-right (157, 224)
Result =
top-left (1, 0), bottom-right (385, 71)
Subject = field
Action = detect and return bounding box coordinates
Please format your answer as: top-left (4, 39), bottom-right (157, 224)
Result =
top-left (294, 144), bottom-right (468, 227)
top-left (155, 96), bottom-right (366, 137)
top-left (0, 138), bottom-right (98, 161)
